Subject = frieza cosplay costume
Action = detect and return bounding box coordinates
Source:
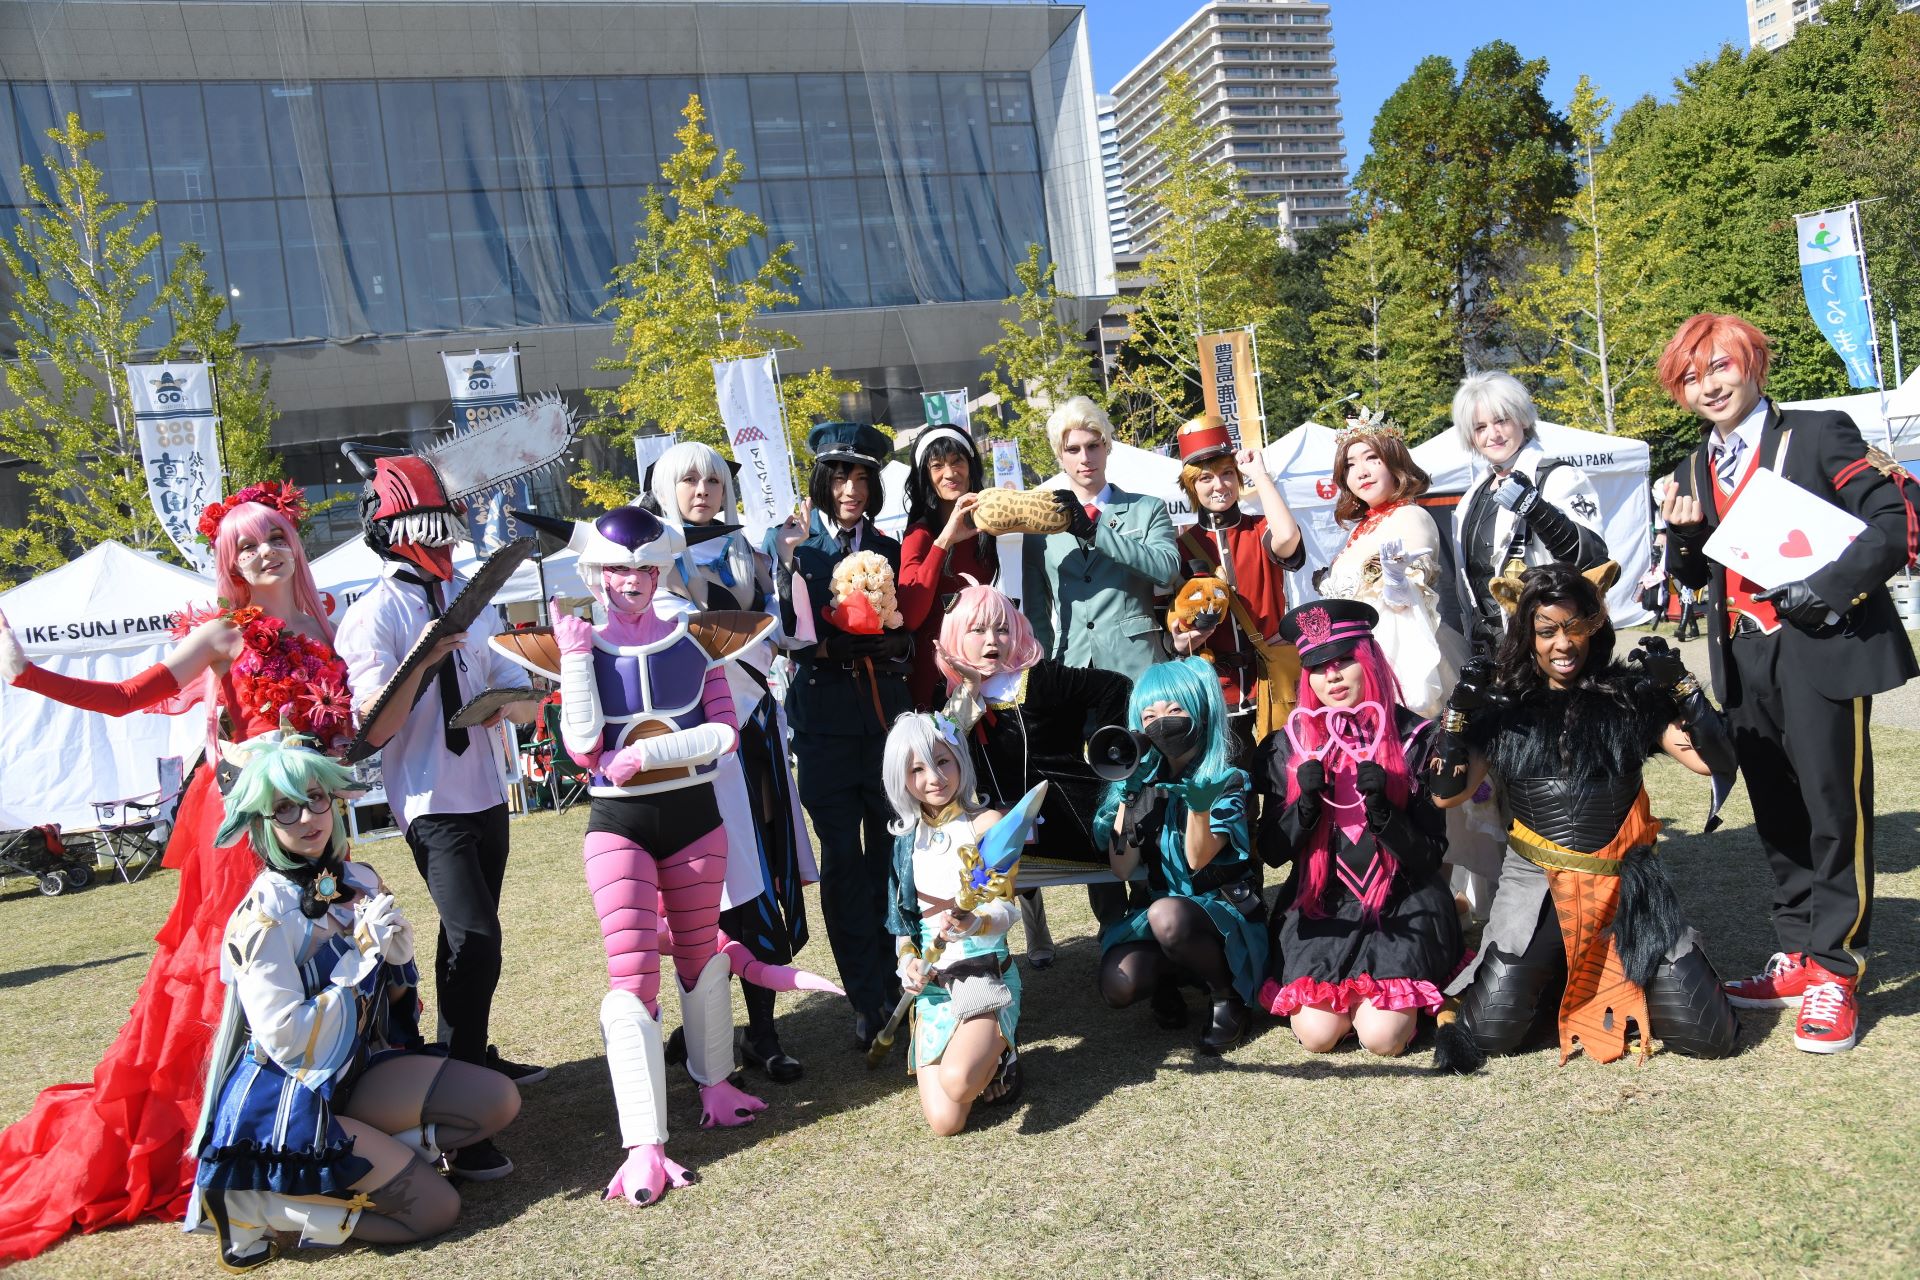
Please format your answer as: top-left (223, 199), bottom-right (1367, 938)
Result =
top-left (493, 506), bottom-right (837, 1203)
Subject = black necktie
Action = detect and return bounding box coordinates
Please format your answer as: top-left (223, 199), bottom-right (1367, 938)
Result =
top-left (419, 578), bottom-right (470, 756)
top-left (836, 527), bottom-right (855, 555)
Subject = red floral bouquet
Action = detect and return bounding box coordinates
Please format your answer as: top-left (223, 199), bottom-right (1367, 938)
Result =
top-left (170, 602), bottom-right (351, 747)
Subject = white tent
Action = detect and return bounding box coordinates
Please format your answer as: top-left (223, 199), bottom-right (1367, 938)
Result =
top-left (309, 537), bottom-right (583, 614)
top-left (0, 542), bottom-right (215, 831)
top-left (1782, 367), bottom-right (1920, 463)
top-left (1413, 420), bottom-right (1653, 626)
top-left (1261, 420), bottom-right (1345, 606)
top-left (875, 460), bottom-right (911, 540)
top-left (1040, 440), bottom-right (1192, 522)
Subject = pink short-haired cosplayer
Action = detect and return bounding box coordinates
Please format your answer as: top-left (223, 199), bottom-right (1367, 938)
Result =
top-left (935, 584), bottom-right (1044, 690)
top-left (1656, 313), bottom-right (1773, 406)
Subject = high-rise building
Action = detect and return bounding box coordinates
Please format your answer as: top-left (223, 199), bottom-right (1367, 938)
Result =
top-left (1097, 94), bottom-right (1134, 257)
top-left (0, 0), bottom-right (1113, 546)
top-left (1747, 0), bottom-right (1919, 50)
top-left (1110, 0), bottom-right (1346, 248)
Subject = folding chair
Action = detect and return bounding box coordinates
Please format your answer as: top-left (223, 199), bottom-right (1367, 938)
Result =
top-left (90, 756), bottom-right (185, 883)
top-left (540, 702), bottom-right (593, 815)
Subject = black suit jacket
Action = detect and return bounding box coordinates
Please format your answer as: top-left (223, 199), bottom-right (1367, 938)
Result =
top-left (1666, 404), bottom-right (1917, 706)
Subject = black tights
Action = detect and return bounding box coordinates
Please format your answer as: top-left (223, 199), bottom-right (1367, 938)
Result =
top-left (1099, 897), bottom-right (1234, 1007)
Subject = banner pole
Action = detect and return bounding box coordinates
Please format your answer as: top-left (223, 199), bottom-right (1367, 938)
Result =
top-left (767, 348), bottom-right (805, 516)
top-left (1245, 324), bottom-right (1267, 451)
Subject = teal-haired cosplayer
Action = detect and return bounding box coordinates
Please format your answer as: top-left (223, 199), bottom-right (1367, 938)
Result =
top-left (1095, 658), bottom-right (1267, 1054)
top-left (186, 735), bottom-right (522, 1270)
top-left (212, 735), bottom-right (359, 872)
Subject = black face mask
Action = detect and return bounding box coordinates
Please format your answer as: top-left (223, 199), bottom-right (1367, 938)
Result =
top-left (1143, 713), bottom-right (1200, 765)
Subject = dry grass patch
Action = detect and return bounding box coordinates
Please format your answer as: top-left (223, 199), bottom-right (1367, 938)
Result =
top-left (5, 732), bottom-right (1919, 1278)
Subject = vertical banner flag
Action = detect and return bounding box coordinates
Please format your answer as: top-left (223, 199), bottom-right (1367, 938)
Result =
top-left (714, 354), bottom-right (798, 538)
top-left (126, 360), bottom-right (221, 573)
top-left (1197, 330), bottom-right (1262, 448)
top-left (442, 349), bottom-right (533, 550)
top-left (1794, 207), bottom-right (1881, 390)
top-left (990, 439), bottom-right (1022, 489)
top-left (922, 388), bottom-right (970, 435)
top-left (634, 432), bottom-right (678, 491)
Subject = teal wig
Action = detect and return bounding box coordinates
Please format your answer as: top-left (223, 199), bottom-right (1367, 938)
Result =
top-left (1094, 657), bottom-right (1237, 835)
top-left (214, 735), bottom-right (359, 873)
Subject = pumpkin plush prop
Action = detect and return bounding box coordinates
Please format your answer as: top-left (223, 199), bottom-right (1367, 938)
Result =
top-left (1167, 574), bottom-right (1233, 647)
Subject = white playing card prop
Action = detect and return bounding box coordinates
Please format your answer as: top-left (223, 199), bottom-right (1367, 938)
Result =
top-left (1701, 466), bottom-right (1864, 590)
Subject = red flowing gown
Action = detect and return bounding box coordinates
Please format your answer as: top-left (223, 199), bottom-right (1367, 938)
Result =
top-left (0, 653), bottom-right (346, 1263)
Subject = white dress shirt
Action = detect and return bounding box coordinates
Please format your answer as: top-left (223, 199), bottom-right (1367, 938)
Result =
top-left (1713, 399), bottom-right (1770, 493)
top-left (336, 563), bottom-right (522, 829)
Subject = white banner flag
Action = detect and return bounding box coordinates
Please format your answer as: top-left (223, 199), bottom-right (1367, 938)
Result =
top-left (990, 439), bottom-right (1022, 489)
top-left (713, 355), bottom-right (798, 539)
top-left (126, 361), bottom-right (221, 572)
top-left (923, 388), bottom-right (970, 434)
top-left (442, 348), bottom-right (531, 550)
top-left (634, 432), bottom-right (678, 490)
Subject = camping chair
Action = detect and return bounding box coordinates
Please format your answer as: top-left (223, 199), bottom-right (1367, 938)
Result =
top-left (538, 702), bottom-right (593, 815)
top-left (90, 756), bottom-right (185, 883)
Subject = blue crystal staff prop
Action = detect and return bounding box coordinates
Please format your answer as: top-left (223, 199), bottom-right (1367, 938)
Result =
top-left (865, 781), bottom-right (1048, 1069)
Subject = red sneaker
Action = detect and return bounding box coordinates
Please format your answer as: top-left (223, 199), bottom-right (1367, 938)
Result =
top-left (1793, 965), bottom-right (1859, 1054)
top-left (1724, 951), bottom-right (1811, 1008)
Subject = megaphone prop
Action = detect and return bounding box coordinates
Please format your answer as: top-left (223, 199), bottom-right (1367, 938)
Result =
top-left (1086, 725), bottom-right (1153, 782)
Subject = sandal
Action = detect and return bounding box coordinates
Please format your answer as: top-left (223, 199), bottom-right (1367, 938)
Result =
top-left (979, 1048), bottom-right (1023, 1108)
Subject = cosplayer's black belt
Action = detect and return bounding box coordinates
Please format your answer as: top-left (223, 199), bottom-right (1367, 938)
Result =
top-left (930, 954), bottom-right (1013, 986)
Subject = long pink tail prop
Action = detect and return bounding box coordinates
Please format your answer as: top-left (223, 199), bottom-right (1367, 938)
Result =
top-left (720, 937), bottom-right (844, 996)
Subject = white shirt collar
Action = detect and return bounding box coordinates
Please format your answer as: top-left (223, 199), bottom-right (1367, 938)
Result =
top-left (1083, 483), bottom-right (1114, 511)
top-left (1716, 398), bottom-right (1769, 454)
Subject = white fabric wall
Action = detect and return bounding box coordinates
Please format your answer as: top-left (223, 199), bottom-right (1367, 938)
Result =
top-left (0, 543), bottom-right (215, 831)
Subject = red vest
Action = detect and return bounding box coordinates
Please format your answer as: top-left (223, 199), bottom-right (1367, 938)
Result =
top-left (1711, 459), bottom-right (1779, 633)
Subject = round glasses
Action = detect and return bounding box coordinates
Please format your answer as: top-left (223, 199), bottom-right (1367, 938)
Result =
top-left (271, 794), bottom-right (333, 826)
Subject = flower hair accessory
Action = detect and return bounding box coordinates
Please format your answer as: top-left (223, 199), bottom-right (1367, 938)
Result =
top-left (1334, 405), bottom-right (1406, 452)
top-left (197, 480), bottom-right (307, 543)
top-left (932, 713), bottom-right (963, 749)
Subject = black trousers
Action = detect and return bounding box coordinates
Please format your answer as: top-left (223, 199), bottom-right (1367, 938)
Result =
top-left (1727, 629), bottom-right (1875, 977)
top-left (792, 729), bottom-right (896, 1024)
top-left (404, 804), bottom-right (510, 1063)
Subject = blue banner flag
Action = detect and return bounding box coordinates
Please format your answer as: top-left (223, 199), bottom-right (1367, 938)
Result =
top-left (1794, 209), bottom-right (1880, 390)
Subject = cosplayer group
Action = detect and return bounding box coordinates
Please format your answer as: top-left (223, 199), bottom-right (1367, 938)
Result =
top-left (0, 310), bottom-right (1913, 1267)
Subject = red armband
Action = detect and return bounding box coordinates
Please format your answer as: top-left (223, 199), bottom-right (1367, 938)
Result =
top-left (13, 661), bottom-right (183, 716)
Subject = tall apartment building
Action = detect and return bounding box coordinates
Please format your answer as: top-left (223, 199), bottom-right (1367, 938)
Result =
top-left (1110, 0), bottom-right (1346, 248)
top-left (1748, 0), bottom-right (1920, 50)
top-left (1097, 94), bottom-right (1134, 256)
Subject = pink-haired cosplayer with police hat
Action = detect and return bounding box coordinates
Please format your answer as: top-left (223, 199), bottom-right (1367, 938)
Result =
top-left (496, 505), bottom-right (840, 1207)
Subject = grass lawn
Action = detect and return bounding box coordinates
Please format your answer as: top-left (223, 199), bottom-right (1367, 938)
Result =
top-left (5, 731), bottom-right (1919, 1279)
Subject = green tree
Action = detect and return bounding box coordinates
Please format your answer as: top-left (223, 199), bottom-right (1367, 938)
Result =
top-left (1261, 220), bottom-right (1350, 434)
top-left (586, 95), bottom-right (856, 509)
top-left (978, 243), bottom-right (1103, 475)
top-left (1500, 76), bottom-right (1689, 440)
top-left (165, 245), bottom-right (280, 490)
top-left (1821, 6), bottom-right (1920, 379)
top-left (1307, 211), bottom-right (1456, 439)
top-left (0, 114), bottom-right (276, 583)
top-left (1108, 70), bottom-right (1289, 445)
top-left (1356, 41), bottom-right (1576, 370)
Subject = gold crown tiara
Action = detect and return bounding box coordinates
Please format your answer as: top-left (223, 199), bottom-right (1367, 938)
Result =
top-left (1333, 405), bottom-right (1405, 450)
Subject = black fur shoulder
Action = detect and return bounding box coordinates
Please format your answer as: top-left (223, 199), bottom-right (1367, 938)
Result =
top-left (1474, 662), bottom-right (1675, 781)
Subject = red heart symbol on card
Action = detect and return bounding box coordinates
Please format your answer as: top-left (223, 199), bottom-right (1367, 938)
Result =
top-left (1779, 529), bottom-right (1813, 558)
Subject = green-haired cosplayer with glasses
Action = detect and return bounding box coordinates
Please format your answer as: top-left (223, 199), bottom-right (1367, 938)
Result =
top-left (185, 736), bottom-right (521, 1272)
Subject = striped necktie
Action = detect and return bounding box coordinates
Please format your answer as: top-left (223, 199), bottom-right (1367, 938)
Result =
top-left (1715, 433), bottom-right (1746, 492)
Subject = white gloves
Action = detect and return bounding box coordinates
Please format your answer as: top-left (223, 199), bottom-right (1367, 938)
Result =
top-left (1377, 538), bottom-right (1417, 610)
top-left (354, 891), bottom-right (416, 965)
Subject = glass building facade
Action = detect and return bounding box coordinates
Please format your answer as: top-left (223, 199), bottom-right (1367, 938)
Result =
top-left (1, 72), bottom-right (1051, 346)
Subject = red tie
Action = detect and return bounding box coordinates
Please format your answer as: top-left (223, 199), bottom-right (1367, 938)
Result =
top-left (1084, 503), bottom-right (1100, 523)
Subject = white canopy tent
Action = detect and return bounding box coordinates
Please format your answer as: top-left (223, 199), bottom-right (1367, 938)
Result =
top-left (0, 542), bottom-right (215, 831)
top-left (875, 460), bottom-right (912, 540)
top-left (1261, 420), bottom-right (1345, 606)
top-left (1781, 367), bottom-right (1920, 463)
top-left (1413, 420), bottom-right (1654, 627)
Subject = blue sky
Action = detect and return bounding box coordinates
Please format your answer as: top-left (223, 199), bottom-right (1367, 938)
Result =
top-left (1085, 0), bottom-right (1748, 179)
